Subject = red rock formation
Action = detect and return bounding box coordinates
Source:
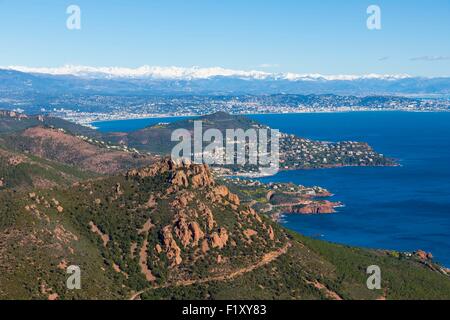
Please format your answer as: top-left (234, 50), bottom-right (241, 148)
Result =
top-left (228, 192), bottom-right (240, 206)
top-left (244, 229), bottom-right (258, 240)
top-left (289, 201), bottom-right (340, 215)
top-left (162, 226), bottom-right (183, 266)
top-left (268, 226), bottom-right (275, 241)
top-left (190, 222), bottom-right (204, 246)
top-left (127, 158), bottom-right (216, 190)
top-left (213, 185), bottom-right (229, 198)
top-left (174, 218), bottom-right (190, 247)
top-left (198, 202), bottom-right (216, 230)
top-left (191, 165), bottom-right (215, 187)
top-left (211, 228), bottom-right (229, 249)
top-left (415, 250), bottom-right (434, 261)
top-left (172, 170), bottom-right (189, 187)
top-left (127, 158), bottom-right (176, 178)
top-left (8, 155), bottom-right (25, 166)
top-left (201, 239), bottom-right (210, 253)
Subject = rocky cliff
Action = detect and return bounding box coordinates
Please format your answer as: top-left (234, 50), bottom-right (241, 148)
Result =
top-left (124, 159), bottom-right (286, 282)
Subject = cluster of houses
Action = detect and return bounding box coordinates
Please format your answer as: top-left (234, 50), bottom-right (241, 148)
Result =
top-left (279, 133), bottom-right (387, 169)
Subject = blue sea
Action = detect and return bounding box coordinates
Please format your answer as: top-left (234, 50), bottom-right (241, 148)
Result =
top-left (93, 112), bottom-right (450, 267)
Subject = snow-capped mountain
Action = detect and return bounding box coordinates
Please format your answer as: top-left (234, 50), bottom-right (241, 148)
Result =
top-left (0, 65), bottom-right (449, 96)
top-left (3, 65), bottom-right (412, 82)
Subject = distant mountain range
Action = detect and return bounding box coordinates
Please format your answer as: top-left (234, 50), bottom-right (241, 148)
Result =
top-left (4, 65), bottom-right (414, 81)
top-left (1, 66), bottom-right (450, 96)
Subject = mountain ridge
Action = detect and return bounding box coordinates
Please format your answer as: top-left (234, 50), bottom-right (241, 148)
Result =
top-left (2, 65), bottom-right (414, 81)
top-left (1, 68), bottom-right (450, 96)
top-left (1, 158), bottom-right (449, 300)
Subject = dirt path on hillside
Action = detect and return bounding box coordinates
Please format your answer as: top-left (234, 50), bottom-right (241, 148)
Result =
top-left (129, 242), bottom-right (292, 300)
top-left (306, 279), bottom-right (343, 300)
top-left (139, 239), bottom-right (156, 282)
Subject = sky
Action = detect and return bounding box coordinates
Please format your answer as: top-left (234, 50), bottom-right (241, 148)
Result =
top-left (0, 0), bottom-right (449, 76)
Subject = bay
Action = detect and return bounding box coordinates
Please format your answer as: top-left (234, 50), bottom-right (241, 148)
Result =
top-left (93, 112), bottom-right (450, 266)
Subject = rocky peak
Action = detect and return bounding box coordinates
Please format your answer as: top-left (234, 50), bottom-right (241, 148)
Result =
top-left (0, 110), bottom-right (28, 119)
top-left (121, 157), bottom-right (285, 283)
top-left (127, 158), bottom-right (215, 189)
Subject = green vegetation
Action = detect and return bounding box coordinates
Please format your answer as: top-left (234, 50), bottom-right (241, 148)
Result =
top-left (142, 232), bottom-right (450, 300)
top-left (0, 147), bottom-right (95, 190)
top-left (0, 162), bottom-right (449, 300)
top-left (0, 111), bottom-right (448, 300)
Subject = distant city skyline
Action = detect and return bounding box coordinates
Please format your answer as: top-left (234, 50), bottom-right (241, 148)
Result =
top-left (0, 0), bottom-right (449, 76)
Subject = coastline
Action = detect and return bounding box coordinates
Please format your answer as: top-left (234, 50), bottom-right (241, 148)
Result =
top-left (223, 162), bottom-right (400, 179)
top-left (79, 109), bottom-right (450, 128)
top-left (83, 111), bottom-right (449, 267)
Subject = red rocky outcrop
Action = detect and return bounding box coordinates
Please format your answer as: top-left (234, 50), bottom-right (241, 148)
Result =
top-left (161, 226), bottom-right (183, 266)
top-left (290, 201), bottom-right (340, 215)
top-left (415, 250), bottom-right (434, 261)
top-left (210, 228), bottom-right (229, 249)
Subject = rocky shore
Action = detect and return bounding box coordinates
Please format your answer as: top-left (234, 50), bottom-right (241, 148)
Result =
top-left (280, 200), bottom-right (342, 215)
top-left (221, 177), bottom-right (342, 221)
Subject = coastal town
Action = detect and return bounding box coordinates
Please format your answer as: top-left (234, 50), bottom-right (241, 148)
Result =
top-left (279, 133), bottom-right (394, 169)
top-left (1, 109), bottom-right (395, 178)
top-left (21, 94), bottom-right (450, 125)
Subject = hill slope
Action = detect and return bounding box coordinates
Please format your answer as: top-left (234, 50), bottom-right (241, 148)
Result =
top-left (104, 112), bottom-right (394, 171)
top-left (0, 110), bottom-right (101, 137)
top-left (0, 159), bottom-right (449, 300)
top-left (0, 145), bottom-right (94, 190)
top-left (0, 111), bottom-right (158, 190)
top-left (107, 112), bottom-right (262, 154)
top-left (1, 126), bottom-right (156, 175)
